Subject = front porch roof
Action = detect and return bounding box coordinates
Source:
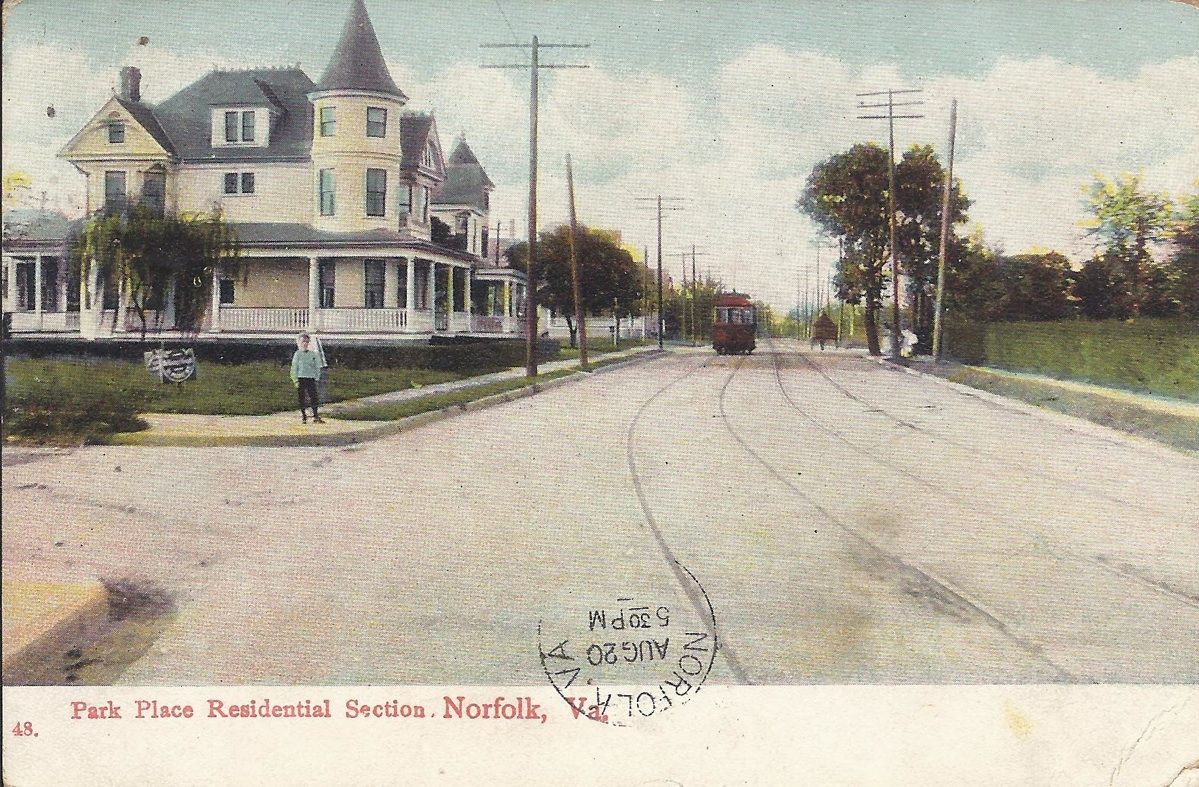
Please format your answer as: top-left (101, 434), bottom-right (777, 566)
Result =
top-left (228, 222), bottom-right (480, 262)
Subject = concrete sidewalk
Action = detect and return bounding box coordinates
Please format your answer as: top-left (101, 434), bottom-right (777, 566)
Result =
top-left (108, 345), bottom-right (663, 448)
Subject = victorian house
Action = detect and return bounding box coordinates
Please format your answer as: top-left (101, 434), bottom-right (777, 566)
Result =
top-left (1, 0), bottom-right (527, 340)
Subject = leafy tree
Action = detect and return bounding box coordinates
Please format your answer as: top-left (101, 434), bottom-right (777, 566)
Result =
top-left (70, 206), bottom-right (240, 339)
top-left (1081, 173), bottom-right (1174, 318)
top-left (1169, 188), bottom-right (1199, 319)
top-left (800, 142), bottom-right (968, 355)
top-left (505, 225), bottom-right (643, 348)
top-left (430, 215), bottom-right (451, 247)
top-left (997, 252), bottom-right (1075, 320)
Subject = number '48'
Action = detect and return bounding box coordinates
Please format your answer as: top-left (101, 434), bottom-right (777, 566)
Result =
top-left (12, 721), bottom-right (36, 737)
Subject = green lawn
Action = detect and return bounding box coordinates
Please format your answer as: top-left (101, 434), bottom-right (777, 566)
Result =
top-left (332, 369), bottom-right (577, 421)
top-left (557, 337), bottom-right (654, 361)
top-left (4, 358), bottom-right (462, 417)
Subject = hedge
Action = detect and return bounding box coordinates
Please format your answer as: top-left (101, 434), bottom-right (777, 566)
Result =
top-left (1, 336), bottom-right (561, 374)
top-left (944, 318), bottom-right (1199, 401)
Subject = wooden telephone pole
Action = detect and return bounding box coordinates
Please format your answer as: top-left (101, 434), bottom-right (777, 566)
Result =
top-left (635, 196), bottom-right (685, 349)
top-left (932, 98), bottom-right (958, 363)
top-left (565, 154), bottom-right (587, 368)
top-left (482, 37), bottom-right (588, 376)
top-left (857, 87), bottom-right (924, 360)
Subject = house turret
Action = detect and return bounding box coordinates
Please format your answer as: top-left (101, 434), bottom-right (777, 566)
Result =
top-left (308, 0), bottom-right (408, 233)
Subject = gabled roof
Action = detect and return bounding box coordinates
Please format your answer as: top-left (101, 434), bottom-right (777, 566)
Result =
top-left (400, 113), bottom-right (444, 179)
top-left (434, 136), bottom-right (494, 211)
top-left (152, 68), bottom-right (316, 162)
top-left (315, 0), bottom-right (406, 100)
top-left (114, 97), bottom-right (177, 156)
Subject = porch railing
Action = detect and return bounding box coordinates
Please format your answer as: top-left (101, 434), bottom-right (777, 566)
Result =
top-left (220, 307), bottom-right (309, 332)
top-left (317, 308), bottom-right (408, 332)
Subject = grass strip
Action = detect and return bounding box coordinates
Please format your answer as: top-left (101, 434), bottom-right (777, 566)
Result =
top-left (331, 369), bottom-right (578, 421)
top-left (948, 366), bottom-right (1199, 457)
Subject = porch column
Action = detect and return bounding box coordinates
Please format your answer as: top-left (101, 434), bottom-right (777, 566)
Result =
top-left (503, 280), bottom-right (511, 317)
top-left (465, 267), bottom-right (473, 317)
top-left (80, 259), bottom-right (101, 341)
top-left (210, 266), bottom-right (222, 332)
top-left (307, 255), bottom-right (319, 330)
top-left (426, 260), bottom-right (436, 313)
top-left (33, 254), bottom-right (43, 330)
top-left (405, 256), bottom-right (415, 313)
top-left (447, 263), bottom-right (455, 317)
top-left (57, 258), bottom-right (68, 315)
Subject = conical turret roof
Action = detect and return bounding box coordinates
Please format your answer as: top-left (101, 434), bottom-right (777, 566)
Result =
top-left (448, 137), bottom-right (481, 166)
top-left (316, 0), bottom-right (407, 100)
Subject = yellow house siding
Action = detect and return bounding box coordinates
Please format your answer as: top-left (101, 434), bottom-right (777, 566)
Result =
top-left (334, 258), bottom-right (365, 308)
top-left (62, 99), bottom-right (170, 160)
top-left (233, 259), bottom-right (308, 307)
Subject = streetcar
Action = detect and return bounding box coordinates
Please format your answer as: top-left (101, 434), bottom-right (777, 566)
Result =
top-left (712, 292), bottom-right (756, 355)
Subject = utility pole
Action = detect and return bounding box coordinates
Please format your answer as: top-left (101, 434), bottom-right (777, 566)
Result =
top-left (483, 37), bottom-right (589, 376)
top-left (690, 245), bottom-right (708, 347)
top-left (565, 154), bottom-right (587, 369)
top-left (932, 98), bottom-right (958, 363)
top-left (642, 245), bottom-right (649, 340)
top-left (635, 196), bottom-right (685, 349)
top-left (857, 87), bottom-right (923, 360)
top-left (810, 237), bottom-right (836, 312)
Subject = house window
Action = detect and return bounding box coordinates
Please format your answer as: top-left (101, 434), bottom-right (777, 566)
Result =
top-left (319, 169), bottom-right (335, 216)
top-left (414, 264), bottom-right (429, 309)
top-left (421, 145), bottom-right (434, 168)
top-left (108, 122), bottom-right (125, 143)
top-left (142, 170), bottom-right (166, 216)
top-left (398, 184), bottom-right (412, 217)
top-left (396, 261), bottom-right (408, 306)
top-left (413, 185), bottom-right (428, 223)
top-left (219, 278), bottom-right (235, 305)
top-left (224, 111), bottom-right (239, 143)
top-left (224, 172), bottom-right (255, 195)
top-left (366, 107), bottom-right (387, 138)
top-left (15, 261), bottom-right (34, 311)
top-left (241, 111), bottom-right (255, 142)
top-left (320, 106), bottom-right (336, 137)
top-left (364, 260), bottom-right (385, 309)
top-left (366, 168), bottom-right (387, 217)
top-left (318, 261), bottom-right (336, 308)
top-left (220, 110), bottom-right (258, 144)
top-left (104, 171), bottom-right (127, 213)
top-left (66, 265), bottom-right (80, 312)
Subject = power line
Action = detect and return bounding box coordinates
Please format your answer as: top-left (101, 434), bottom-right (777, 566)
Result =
top-left (856, 87), bottom-right (924, 360)
top-left (482, 37), bottom-right (590, 376)
top-left (492, 0), bottom-right (520, 45)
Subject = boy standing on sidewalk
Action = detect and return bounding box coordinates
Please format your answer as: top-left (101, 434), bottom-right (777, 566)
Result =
top-left (291, 333), bottom-right (325, 424)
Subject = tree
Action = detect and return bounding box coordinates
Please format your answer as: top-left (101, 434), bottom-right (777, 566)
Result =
top-left (799, 143), bottom-right (891, 355)
top-left (996, 252), bottom-right (1075, 321)
top-left (505, 225), bottom-right (643, 348)
top-left (800, 142), bottom-right (969, 355)
top-left (70, 206), bottom-right (240, 338)
top-left (1168, 188), bottom-right (1199, 319)
top-left (1081, 173), bottom-right (1175, 319)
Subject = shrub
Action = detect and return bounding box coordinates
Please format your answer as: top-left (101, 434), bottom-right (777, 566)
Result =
top-left (3, 365), bottom-right (148, 444)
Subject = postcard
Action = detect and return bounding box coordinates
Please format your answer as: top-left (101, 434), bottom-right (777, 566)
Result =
top-left (3, 0), bottom-right (1197, 783)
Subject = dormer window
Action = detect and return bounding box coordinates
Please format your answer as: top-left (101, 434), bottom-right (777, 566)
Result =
top-left (108, 122), bottom-right (125, 144)
top-left (216, 109), bottom-right (262, 146)
top-left (421, 145), bottom-right (435, 169)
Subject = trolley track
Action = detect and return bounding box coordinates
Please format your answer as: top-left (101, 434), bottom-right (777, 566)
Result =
top-left (762, 337), bottom-right (1199, 612)
top-left (624, 353), bottom-right (754, 685)
top-left (788, 339), bottom-right (1179, 520)
top-left (714, 353), bottom-right (1077, 681)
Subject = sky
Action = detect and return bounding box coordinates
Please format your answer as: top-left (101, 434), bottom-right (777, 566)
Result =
top-left (3, 0), bottom-right (1198, 309)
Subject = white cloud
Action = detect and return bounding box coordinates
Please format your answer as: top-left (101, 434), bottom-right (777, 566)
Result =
top-left (4, 35), bottom-right (1197, 310)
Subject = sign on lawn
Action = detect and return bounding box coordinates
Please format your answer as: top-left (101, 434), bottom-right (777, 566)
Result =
top-left (144, 348), bottom-right (198, 383)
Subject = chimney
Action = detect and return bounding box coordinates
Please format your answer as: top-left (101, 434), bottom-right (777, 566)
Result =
top-left (119, 66), bottom-right (142, 103)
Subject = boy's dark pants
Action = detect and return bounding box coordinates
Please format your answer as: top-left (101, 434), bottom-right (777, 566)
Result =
top-left (297, 378), bottom-right (319, 418)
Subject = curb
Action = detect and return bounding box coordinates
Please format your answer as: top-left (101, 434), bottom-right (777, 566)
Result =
top-left (2, 580), bottom-right (110, 684)
top-left (110, 349), bottom-right (668, 449)
top-left (877, 357), bottom-right (1199, 463)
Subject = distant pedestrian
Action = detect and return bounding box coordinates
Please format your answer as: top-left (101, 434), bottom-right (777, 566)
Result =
top-left (291, 333), bottom-right (324, 424)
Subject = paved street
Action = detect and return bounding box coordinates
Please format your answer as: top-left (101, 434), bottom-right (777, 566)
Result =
top-left (4, 342), bottom-right (1198, 685)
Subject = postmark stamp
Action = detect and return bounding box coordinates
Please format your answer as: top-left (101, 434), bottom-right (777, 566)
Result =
top-left (537, 561), bottom-right (719, 726)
